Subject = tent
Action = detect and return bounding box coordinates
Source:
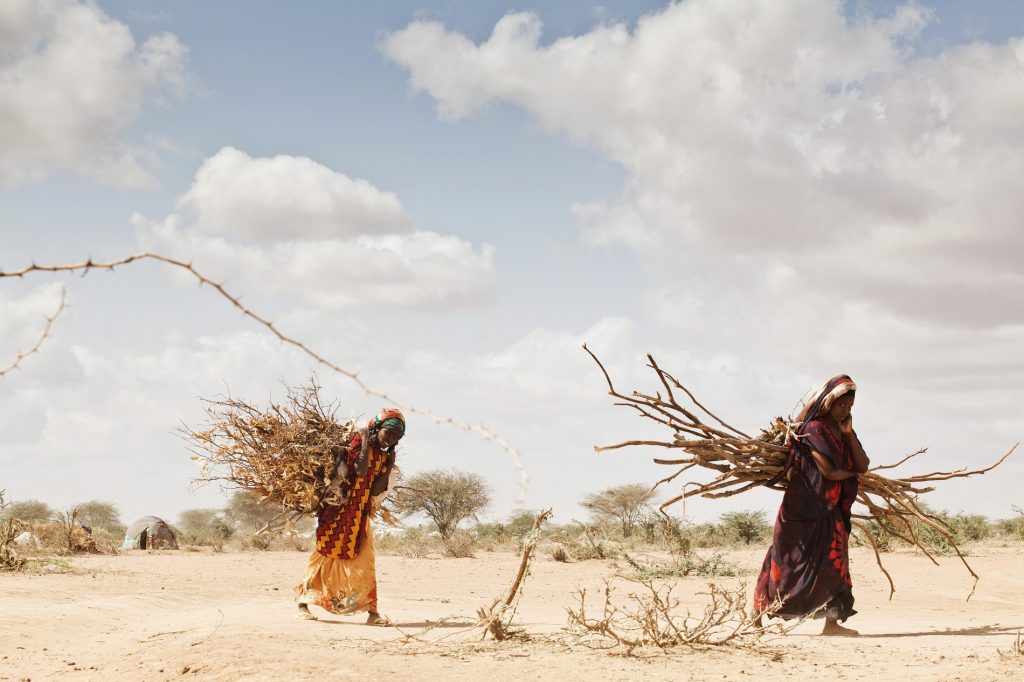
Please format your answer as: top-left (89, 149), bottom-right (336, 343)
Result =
top-left (122, 516), bottom-right (178, 550)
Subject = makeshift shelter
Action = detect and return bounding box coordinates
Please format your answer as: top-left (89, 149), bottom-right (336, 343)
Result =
top-left (122, 516), bottom-right (178, 550)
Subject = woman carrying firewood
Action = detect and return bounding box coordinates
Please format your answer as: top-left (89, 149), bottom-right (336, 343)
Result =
top-left (295, 408), bottom-right (405, 624)
top-left (753, 375), bottom-right (869, 635)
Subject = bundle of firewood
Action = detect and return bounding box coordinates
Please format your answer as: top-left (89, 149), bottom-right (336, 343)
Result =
top-left (584, 346), bottom-right (1016, 597)
top-left (184, 379), bottom-right (358, 516)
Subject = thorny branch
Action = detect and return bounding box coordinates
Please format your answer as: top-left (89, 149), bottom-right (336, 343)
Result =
top-left (0, 253), bottom-right (527, 500)
top-left (584, 344), bottom-right (1017, 599)
top-left (0, 287), bottom-right (66, 379)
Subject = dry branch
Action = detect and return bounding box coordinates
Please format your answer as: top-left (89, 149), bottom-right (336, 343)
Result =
top-left (0, 287), bottom-right (65, 379)
top-left (0, 253), bottom-right (527, 500)
top-left (584, 344), bottom-right (1017, 598)
top-left (477, 507), bottom-right (553, 640)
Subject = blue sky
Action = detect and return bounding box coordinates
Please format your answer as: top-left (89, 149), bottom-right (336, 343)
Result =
top-left (2, 0), bottom-right (1023, 527)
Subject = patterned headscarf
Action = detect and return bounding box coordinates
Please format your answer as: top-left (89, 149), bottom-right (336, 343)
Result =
top-left (371, 408), bottom-right (406, 439)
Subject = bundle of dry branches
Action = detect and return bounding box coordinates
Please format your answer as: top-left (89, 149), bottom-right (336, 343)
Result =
top-left (183, 378), bottom-right (357, 517)
top-left (584, 345), bottom-right (1017, 598)
top-left (567, 579), bottom-right (781, 653)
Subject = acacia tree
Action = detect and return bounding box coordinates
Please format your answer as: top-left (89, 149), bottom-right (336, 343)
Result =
top-left (582, 483), bottom-right (656, 538)
top-left (392, 469), bottom-right (491, 539)
top-left (225, 491), bottom-right (285, 532)
top-left (74, 500), bottom-right (123, 532)
top-left (0, 499), bottom-right (53, 524)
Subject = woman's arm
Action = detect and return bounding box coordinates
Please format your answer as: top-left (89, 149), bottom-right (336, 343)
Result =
top-left (810, 450), bottom-right (858, 481)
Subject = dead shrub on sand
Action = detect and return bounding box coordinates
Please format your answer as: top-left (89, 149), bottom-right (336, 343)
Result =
top-left (374, 526), bottom-right (440, 558)
top-left (550, 544), bottom-right (570, 562)
top-left (566, 578), bottom-right (781, 654)
top-left (1, 491), bottom-right (26, 571)
top-left (443, 530), bottom-right (477, 558)
top-left (999, 630), bottom-right (1024, 661)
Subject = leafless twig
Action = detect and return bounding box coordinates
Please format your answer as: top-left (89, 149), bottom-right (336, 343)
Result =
top-left (0, 287), bottom-right (66, 378)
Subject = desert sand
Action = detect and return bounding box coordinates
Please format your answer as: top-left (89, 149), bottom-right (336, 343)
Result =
top-left (1, 545), bottom-right (1022, 681)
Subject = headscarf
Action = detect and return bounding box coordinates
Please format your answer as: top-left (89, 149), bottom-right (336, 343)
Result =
top-left (371, 408), bottom-right (406, 439)
top-left (791, 374), bottom-right (857, 431)
top-left (766, 374), bottom-right (856, 489)
top-left (351, 408), bottom-right (406, 479)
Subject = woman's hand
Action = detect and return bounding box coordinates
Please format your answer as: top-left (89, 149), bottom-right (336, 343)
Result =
top-left (838, 415), bottom-right (854, 436)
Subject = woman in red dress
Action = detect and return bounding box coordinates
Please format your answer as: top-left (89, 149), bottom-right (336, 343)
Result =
top-left (754, 375), bottom-right (870, 635)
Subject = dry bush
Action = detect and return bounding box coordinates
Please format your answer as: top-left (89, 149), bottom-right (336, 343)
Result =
top-left (621, 550), bottom-right (744, 580)
top-left (567, 578), bottom-right (779, 653)
top-left (443, 530), bottom-right (477, 558)
top-left (1000, 630), bottom-right (1024, 661)
top-left (550, 544), bottom-right (570, 563)
top-left (374, 526), bottom-right (440, 558)
top-left (1, 491), bottom-right (26, 571)
top-left (558, 525), bottom-right (619, 561)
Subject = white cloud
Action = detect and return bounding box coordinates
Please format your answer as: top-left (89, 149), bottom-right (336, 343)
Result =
top-left (0, 0), bottom-right (188, 187)
top-left (134, 147), bottom-right (496, 310)
top-left (382, 0), bottom-right (1024, 328)
top-left (177, 147), bottom-right (412, 240)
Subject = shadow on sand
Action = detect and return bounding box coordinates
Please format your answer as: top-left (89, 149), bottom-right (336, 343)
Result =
top-left (860, 623), bottom-right (1022, 638)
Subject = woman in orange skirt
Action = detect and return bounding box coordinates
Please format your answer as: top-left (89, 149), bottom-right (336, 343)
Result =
top-left (296, 408), bottom-right (404, 624)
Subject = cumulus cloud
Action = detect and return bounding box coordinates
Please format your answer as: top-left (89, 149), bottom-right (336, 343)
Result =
top-left (382, 0), bottom-right (1024, 328)
top-left (134, 147), bottom-right (496, 310)
top-left (177, 148), bottom-right (412, 240)
top-left (0, 0), bottom-right (188, 187)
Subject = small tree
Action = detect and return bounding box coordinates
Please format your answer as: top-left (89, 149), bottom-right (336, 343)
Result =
top-left (581, 484), bottom-right (655, 538)
top-left (178, 508), bottom-right (234, 547)
top-left (393, 469), bottom-right (491, 539)
top-left (178, 508), bottom-right (225, 533)
top-left (0, 499), bottom-right (53, 525)
top-left (74, 500), bottom-right (123, 532)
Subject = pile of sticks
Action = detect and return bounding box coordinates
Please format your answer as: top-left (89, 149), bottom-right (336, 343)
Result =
top-left (584, 346), bottom-right (1016, 597)
top-left (184, 378), bottom-right (357, 516)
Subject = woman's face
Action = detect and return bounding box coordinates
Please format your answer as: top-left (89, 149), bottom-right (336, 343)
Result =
top-left (829, 393), bottom-right (855, 422)
top-left (377, 427), bottom-right (401, 449)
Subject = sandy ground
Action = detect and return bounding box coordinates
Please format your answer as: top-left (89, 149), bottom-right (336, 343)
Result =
top-left (1, 545), bottom-right (1022, 681)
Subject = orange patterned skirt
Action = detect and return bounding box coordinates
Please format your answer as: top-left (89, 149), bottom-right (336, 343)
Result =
top-left (295, 523), bottom-right (377, 614)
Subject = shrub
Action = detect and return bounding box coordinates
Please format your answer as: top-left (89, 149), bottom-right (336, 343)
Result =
top-left (443, 531), bottom-right (477, 558)
top-left (718, 510), bottom-right (771, 545)
top-left (550, 544), bottom-right (570, 563)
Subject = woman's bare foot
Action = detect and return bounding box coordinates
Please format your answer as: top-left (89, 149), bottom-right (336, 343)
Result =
top-left (296, 604), bottom-right (317, 621)
top-left (821, 619), bottom-right (858, 636)
top-left (366, 612), bottom-right (391, 627)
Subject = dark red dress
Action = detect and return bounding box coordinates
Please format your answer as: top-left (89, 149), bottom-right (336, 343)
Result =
top-left (754, 418), bottom-right (858, 621)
